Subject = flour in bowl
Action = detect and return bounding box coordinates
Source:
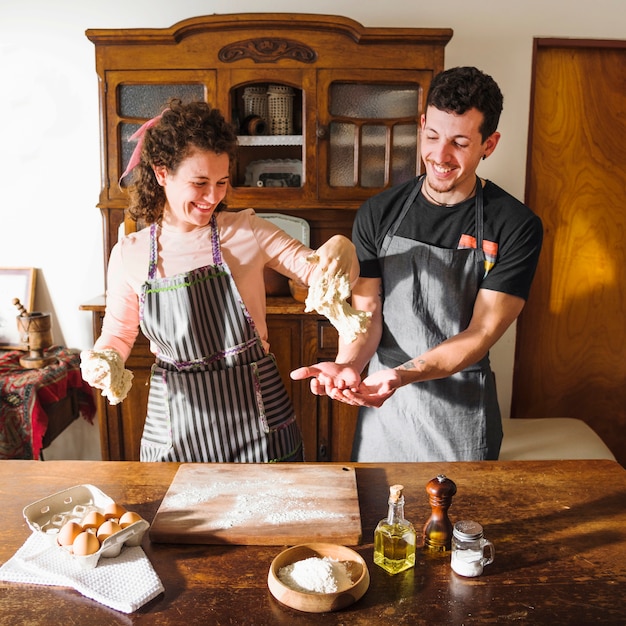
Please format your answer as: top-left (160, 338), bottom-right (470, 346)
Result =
top-left (278, 556), bottom-right (352, 593)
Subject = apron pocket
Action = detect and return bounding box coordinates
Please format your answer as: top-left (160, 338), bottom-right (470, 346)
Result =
top-left (253, 354), bottom-right (297, 433)
top-left (142, 366), bottom-right (174, 451)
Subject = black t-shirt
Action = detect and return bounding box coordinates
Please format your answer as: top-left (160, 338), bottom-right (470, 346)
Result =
top-left (353, 177), bottom-right (543, 300)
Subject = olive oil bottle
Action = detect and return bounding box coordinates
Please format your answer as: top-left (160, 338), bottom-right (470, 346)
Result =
top-left (374, 484), bottom-right (416, 575)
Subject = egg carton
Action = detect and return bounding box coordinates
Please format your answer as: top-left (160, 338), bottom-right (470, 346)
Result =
top-left (23, 484), bottom-right (150, 569)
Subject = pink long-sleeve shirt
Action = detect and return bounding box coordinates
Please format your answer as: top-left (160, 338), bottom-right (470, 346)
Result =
top-left (95, 209), bottom-right (315, 361)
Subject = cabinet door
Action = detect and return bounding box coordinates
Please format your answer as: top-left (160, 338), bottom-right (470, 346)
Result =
top-left (101, 70), bottom-right (216, 204)
top-left (316, 320), bottom-right (359, 461)
top-left (220, 69), bottom-right (317, 209)
top-left (317, 69), bottom-right (430, 202)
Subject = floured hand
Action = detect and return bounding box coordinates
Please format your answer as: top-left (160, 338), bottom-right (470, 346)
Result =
top-left (80, 349), bottom-right (134, 406)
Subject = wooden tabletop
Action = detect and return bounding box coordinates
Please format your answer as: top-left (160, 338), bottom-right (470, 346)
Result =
top-left (1, 459), bottom-right (625, 625)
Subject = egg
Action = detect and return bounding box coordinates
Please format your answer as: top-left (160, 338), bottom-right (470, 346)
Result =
top-left (119, 510), bottom-right (143, 528)
top-left (57, 521), bottom-right (83, 547)
top-left (81, 510), bottom-right (105, 530)
top-left (72, 531), bottom-right (100, 556)
top-left (103, 502), bottom-right (127, 520)
top-left (96, 520), bottom-right (122, 542)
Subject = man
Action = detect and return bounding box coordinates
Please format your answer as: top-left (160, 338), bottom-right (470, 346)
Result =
top-left (291, 66), bottom-right (543, 462)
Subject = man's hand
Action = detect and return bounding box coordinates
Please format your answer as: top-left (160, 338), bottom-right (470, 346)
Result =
top-left (338, 368), bottom-right (401, 407)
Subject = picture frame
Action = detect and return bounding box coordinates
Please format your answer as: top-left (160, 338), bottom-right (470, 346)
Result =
top-left (0, 267), bottom-right (36, 350)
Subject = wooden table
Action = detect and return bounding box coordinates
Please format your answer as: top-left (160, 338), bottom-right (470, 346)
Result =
top-left (1, 460), bottom-right (625, 625)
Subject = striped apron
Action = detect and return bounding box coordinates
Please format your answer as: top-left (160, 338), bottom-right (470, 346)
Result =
top-left (351, 176), bottom-right (502, 462)
top-left (138, 217), bottom-right (303, 462)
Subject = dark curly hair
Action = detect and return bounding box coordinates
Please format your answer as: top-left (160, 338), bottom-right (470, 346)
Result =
top-left (125, 99), bottom-right (238, 224)
top-left (426, 67), bottom-right (503, 141)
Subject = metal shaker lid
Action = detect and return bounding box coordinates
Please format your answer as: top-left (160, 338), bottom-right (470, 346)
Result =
top-left (453, 520), bottom-right (484, 540)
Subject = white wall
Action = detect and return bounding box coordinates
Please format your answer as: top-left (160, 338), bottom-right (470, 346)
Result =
top-left (1, 1), bottom-right (624, 452)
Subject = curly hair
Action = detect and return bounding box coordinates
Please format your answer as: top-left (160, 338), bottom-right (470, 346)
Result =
top-left (426, 67), bottom-right (503, 141)
top-left (125, 99), bottom-right (239, 224)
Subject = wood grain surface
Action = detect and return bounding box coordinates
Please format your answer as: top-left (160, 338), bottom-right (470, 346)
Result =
top-left (513, 40), bottom-right (626, 466)
top-left (2, 459), bottom-right (626, 625)
top-left (149, 464), bottom-right (362, 545)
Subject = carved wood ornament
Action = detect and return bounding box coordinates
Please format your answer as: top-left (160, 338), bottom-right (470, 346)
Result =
top-left (219, 38), bottom-right (317, 64)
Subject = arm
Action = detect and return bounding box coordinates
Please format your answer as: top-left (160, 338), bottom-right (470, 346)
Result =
top-left (342, 288), bottom-right (526, 407)
top-left (81, 242), bottom-right (141, 404)
top-left (93, 243), bottom-right (140, 362)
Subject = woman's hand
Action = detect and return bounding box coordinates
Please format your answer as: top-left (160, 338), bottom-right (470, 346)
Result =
top-left (311, 235), bottom-right (358, 284)
top-left (290, 361), bottom-right (361, 397)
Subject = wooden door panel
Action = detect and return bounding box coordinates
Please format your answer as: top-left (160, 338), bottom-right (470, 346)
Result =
top-left (512, 40), bottom-right (626, 466)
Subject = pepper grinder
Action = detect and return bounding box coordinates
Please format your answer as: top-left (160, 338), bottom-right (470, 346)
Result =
top-left (423, 474), bottom-right (457, 552)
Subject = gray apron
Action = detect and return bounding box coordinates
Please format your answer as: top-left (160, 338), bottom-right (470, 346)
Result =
top-left (138, 217), bottom-right (302, 462)
top-left (352, 176), bottom-right (502, 462)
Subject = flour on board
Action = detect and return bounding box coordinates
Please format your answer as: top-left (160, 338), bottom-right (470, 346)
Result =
top-left (162, 478), bottom-right (345, 529)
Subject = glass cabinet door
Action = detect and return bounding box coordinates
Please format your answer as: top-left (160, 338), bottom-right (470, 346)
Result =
top-left (317, 70), bottom-right (430, 203)
top-left (103, 70), bottom-right (216, 203)
top-left (221, 69), bottom-right (313, 209)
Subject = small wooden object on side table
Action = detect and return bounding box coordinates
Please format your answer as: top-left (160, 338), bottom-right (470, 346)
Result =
top-left (13, 298), bottom-right (56, 369)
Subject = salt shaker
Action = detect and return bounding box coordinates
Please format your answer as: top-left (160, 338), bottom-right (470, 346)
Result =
top-left (450, 520), bottom-right (495, 577)
top-left (423, 474), bottom-right (457, 552)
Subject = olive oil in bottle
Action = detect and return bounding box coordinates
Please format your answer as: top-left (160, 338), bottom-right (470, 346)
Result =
top-left (374, 484), bottom-right (416, 575)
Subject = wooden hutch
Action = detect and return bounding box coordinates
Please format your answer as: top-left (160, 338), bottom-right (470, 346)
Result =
top-left (82, 13), bottom-right (452, 461)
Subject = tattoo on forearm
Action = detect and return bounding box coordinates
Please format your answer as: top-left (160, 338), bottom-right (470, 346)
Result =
top-left (398, 358), bottom-right (425, 371)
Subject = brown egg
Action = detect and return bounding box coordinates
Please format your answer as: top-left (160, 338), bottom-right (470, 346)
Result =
top-left (103, 502), bottom-right (127, 520)
top-left (57, 521), bottom-right (83, 547)
top-left (119, 510), bottom-right (143, 528)
top-left (72, 531), bottom-right (101, 556)
top-left (96, 520), bottom-right (122, 542)
top-left (81, 510), bottom-right (105, 530)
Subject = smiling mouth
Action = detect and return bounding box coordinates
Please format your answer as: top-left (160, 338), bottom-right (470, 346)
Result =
top-left (193, 202), bottom-right (214, 211)
top-left (431, 162), bottom-right (454, 175)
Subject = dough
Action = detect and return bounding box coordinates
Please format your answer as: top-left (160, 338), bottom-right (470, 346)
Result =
top-left (80, 349), bottom-right (133, 405)
top-left (305, 271), bottom-right (371, 344)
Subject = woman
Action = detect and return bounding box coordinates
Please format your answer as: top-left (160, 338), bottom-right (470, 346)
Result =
top-left (81, 99), bottom-right (358, 463)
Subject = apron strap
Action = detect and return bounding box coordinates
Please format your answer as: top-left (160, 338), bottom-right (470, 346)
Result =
top-left (381, 175), bottom-right (425, 256)
top-left (148, 223), bottom-right (159, 280)
top-left (474, 177), bottom-right (484, 252)
top-left (210, 213), bottom-right (222, 265)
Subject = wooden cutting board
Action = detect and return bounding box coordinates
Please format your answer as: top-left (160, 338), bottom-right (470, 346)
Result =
top-left (149, 464), bottom-right (362, 546)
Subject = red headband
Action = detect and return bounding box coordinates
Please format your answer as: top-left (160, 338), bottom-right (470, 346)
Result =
top-left (119, 112), bottom-right (166, 182)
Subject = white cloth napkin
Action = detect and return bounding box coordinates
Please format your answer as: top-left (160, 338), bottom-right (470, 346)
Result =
top-left (0, 532), bottom-right (164, 613)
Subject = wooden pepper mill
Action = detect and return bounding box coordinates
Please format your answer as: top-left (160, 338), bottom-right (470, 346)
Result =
top-left (13, 298), bottom-right (56, 369)
top-left (423, 474), bottom-right (457, 552)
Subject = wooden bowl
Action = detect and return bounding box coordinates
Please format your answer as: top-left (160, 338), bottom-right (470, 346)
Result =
top-left (267, 543), bottom-right (370, 613)
top-left (288, 278), bottom-right (309, 303)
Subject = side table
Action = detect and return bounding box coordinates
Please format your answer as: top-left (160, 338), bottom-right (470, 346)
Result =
top-left (0, 346), bottom-right (96, 459)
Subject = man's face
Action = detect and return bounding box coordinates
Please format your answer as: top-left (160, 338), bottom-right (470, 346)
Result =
top-left (420, 106), bottom-right (499, 198)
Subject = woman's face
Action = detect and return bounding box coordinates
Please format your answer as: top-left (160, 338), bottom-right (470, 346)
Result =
top-left (155, 149), bottom-right (230, 231)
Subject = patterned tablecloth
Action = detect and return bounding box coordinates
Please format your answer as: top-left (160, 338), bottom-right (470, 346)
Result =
top-left (0, 346), bottom-right (96, 459)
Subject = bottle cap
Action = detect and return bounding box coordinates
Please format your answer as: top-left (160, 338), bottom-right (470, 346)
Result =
top-left (453, 520), bottom-right (484, 541)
